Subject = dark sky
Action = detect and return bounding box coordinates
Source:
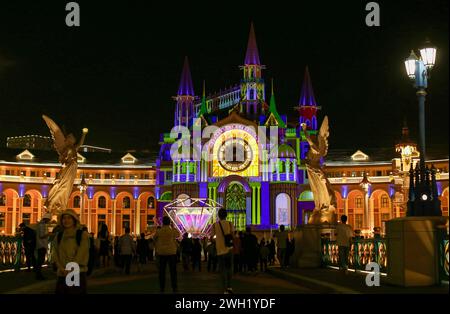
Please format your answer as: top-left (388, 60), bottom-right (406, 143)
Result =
top-left (0, 0), bottom-right (448, 153)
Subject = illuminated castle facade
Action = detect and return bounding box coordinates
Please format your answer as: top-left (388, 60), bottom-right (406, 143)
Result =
top-left (1, 25), bottom-right (448, 236)
top-left (155, 24), bottom-right (449, 232)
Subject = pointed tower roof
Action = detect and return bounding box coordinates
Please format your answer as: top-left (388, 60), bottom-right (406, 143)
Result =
top-left (198, 80), bottom-right (208, 117)
top-left (299, 66), bottom-right (317, 107)
top-left (265, 79), bottom-right (286, 128)
top-left (244, 23), bottom-right (261, 65)
top-left (177, 56), bottom-right (195, 96)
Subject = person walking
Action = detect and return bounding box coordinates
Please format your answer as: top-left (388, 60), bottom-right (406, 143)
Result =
top-left (19, 222), bottom-right (36, 272)
top-left (243, 227), bottom-right (258, 273)
top-left (268, 238), bottom-right (276, 266)
top-left (136, 233), bottom-right (149, 272)
top-left (192, 238), bottom-right (202, 272)
top-left (119, 227), bottom-right (135, 275)
top-left (273, 225), bottom-right (288, 268)
top-left (211, 208), bottom-right (235, 294)
top-left (335, 215), bottom-right (354, 274)
top-left (154, 216), bottom-right (180, 293)
top-left (113, 235), bottom-right (121, 269)
top-left (201, 236), bottom-right (208, 262)
top-left (206, 237), bottom-right (217, 272)
top-left (35, 212), bottom-right (52, 280)
top-left (148, 238), bottom-right (155, 261)
top-left (259, 239), bottom-right (269, 272)
top-left (232, 231), bottom-right (241, 274)
top-left (52, 209), bottom-right (89, 294)
top-left (180, 233), bottom-right (193, 271)
top-left (97, 223), bottom-right (110, 268)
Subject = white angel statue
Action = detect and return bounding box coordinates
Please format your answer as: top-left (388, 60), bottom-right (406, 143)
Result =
top-left (42, 115), bottom-right (88, 215)
top-left (301, 116), bottom-right (337, 224)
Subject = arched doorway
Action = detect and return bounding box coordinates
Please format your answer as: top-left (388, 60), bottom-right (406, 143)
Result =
top-left (225, 183), bottom-right (247, 231)
top-left (276, 193), bottom-right (291, 227)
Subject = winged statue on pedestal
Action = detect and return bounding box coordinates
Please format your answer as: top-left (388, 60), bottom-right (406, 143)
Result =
top-left (42, 115), bottom-right (88, 215)
top-left (301, 116), bottom-right (337, 224)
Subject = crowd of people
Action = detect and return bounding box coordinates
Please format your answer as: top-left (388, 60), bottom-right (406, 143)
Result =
top-left (16, 209), bottom-right (356, 294)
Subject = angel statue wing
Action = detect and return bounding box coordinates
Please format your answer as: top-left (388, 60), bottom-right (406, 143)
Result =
top-left (318, 116), bottom-right (329, 157)
top-left (42, 115), bottom-right (66, 157)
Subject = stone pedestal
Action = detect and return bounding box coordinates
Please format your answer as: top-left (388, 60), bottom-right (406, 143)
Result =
top-left (292, 224), bottom-right (335, 268)
top-left (385, 216), bottom-right (448, 287)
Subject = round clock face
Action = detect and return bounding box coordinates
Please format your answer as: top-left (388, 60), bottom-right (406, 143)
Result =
top-left (218, 138), bottom-right (253, 172)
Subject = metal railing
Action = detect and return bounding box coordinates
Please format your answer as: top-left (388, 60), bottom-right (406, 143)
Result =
top-left (321, 237), bottom-right (388, 273)
top-left (0, 235), bottom-right (52, 271)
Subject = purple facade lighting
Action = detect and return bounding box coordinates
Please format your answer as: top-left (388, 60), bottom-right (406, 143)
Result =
top-left (133, 187), bottom-right (140, 200)
top-left (110, 187), bottom-right (117, 199)
top-left (389, 184), bottom-right (395, 198)
top-left (341, 185), bottom-right (349, 199)
top-left (41, 185), bottom-right (49, 198)
top-left (19, 184), bottom-right (25, 198)
top-left (87, 186), bottom-right (94, 199)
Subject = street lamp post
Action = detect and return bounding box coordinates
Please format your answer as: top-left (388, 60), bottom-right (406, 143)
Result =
top-left (78, 175), bottom-right (88, 228)
top-left (404, 41), bottom-right (437, 166)
top-left (404, 41), bottom-right (441, 217)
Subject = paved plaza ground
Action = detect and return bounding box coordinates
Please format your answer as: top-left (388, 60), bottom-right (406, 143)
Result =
top-left (1, 261), bottom-right (448, 294)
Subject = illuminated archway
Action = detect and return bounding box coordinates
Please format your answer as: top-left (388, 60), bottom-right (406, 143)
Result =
top-left (275, 193), bottom-right (291, 227)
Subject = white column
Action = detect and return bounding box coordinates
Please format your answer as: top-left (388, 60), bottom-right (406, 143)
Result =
top-left (293, 161), bottom-right (297, 182)
top-left (112, 199), bottom-right (117, 235)
top-left (276, 159), bottom-right (280, 181)
top-left (390, 196), bottom-right (395, 219)
top-left (363, 190), bottom-right (369, 231)
top-left (186, 162), bottom-right (190, 182)
top-left (87, 199), bottom-right (92, 232)
top-left (177, 162), bottom-right (181, 182)
top-left (12, 197), bottom-right (17, 234)
top-left (369, 197), bottom-right (374, 233)
top-left (135, 199), bottom-right (140, 235)
top-left (285, 160), bottom-right (289, 180)
top-left (343, 198), bottom-right (348, 217)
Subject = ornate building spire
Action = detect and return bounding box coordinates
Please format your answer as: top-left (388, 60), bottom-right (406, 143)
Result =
top-left (240, 23), bottom-right (265, 118)
top-left (174, 57), bottom-right (195, 127)
top-left (244, 22), bottom-right (261, 65)
top-left (177, 56), bottom-right (195, 96)
top-left (297, 66), bottom-right (320, 130)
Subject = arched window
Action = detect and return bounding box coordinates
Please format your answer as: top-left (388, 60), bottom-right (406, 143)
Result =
top-left (276, 193), bottom-right (291, 226)
top-left (73, 196), bottom-right (81, 208)
top-left (147, 196), bottom-right (155, 209)
top-left (98, 196), bottom-right (106, 209)
top-left (355, 197), bottom-right (363, 208)
top-left (23, 194), bottom-right (32, 207)
top-left (123, 196), bottom-right (131, 209)
top-left (0, 193), bottom-right (6, 206)
top-left (381, 195), bottom-right (389, 208)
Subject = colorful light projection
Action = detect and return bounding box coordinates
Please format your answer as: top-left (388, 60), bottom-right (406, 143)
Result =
top-left (210, 125), bottom-right (259, 177)
top-left (164, 198), bottom-right (221, 238)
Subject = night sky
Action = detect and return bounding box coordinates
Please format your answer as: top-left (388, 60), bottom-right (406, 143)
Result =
top-left (0, 0), bottom-right (448, 154)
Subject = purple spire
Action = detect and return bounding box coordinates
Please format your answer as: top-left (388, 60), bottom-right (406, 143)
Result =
top-left (299, 66), bottom-right (317, 107)
top-left (177, 56), bottom-right (195, 96)
top-left (244, 23), bottom-right (261, 65)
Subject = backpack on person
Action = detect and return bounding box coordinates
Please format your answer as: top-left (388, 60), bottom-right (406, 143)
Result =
top-left (56, 229), bottom-right (94, 275)
top-left (218, 221), bottom-right (233, 248)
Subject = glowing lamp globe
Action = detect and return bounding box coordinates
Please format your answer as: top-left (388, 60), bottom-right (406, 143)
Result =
top-left (164, 198), bottom-right (221, 238)
top-left (404, 50), bottom-right (418, 80)
top-left (419, 40), bottom-right (437, 70)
